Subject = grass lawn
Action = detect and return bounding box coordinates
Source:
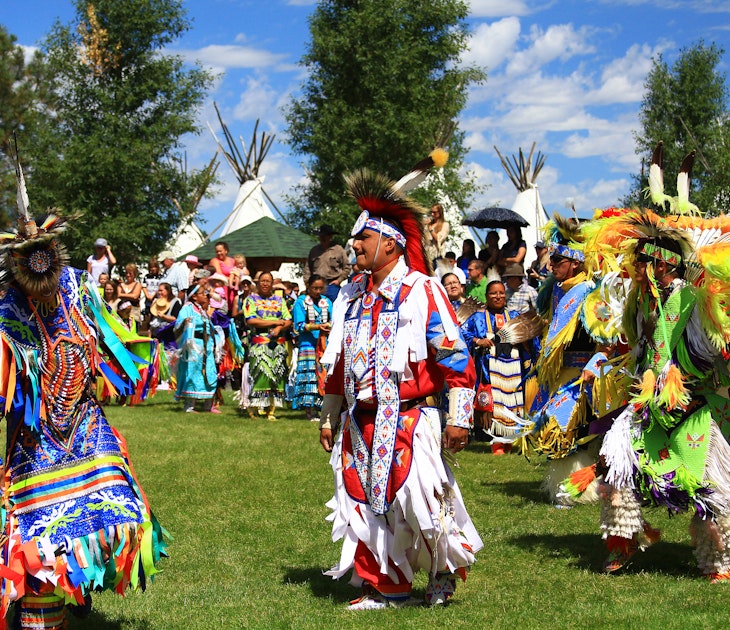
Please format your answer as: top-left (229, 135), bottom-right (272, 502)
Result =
top-left (69, 391), bottom-right (729, 629)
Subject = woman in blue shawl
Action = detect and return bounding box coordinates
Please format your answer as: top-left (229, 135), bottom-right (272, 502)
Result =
top-left (175, 285), bottom-right (220, 412)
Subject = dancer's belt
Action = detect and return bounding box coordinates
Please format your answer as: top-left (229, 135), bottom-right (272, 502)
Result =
top-left (251, 335), bottom-right (286, 344)
top-left (356, 396), bottom-right (433, 413)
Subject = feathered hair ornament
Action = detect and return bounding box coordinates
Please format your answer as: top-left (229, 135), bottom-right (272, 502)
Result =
top-left (622, 210), bottom-right (693, 266)
top-left (643, 140), bottom-right (701, 216)
top-left (0, 139), bottom-right (68, 296)
top-left (543, 213), bottom-right (585, 262)
top-left (345, 147), bottom-right (449, 276)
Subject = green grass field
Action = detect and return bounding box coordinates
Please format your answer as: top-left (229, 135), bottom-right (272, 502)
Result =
top-left (70, 391), bottom-right (729, 629)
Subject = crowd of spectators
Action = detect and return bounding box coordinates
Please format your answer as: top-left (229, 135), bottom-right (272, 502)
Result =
top-left (440, 226), bottom-right (547, 451)
top-left (93, 225), bottom-right (547, 432)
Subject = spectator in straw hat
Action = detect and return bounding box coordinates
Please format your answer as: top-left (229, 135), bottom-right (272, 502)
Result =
top-left (502, 263), bottom-right (538, 314)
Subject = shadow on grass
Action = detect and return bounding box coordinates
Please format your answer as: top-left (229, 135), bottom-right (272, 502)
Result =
top-left (281, 567), bottom-right (437, 608)
top-left (465, 442), bottom-right (493, 454)
top-left (509, 532), bottom-right (697, 576)
top-left (482, 479), bottom-right (544, 504)
top-left (72, 609), bottom-right (129, 629)
top-left (281, 566), bottom-right (354, 603)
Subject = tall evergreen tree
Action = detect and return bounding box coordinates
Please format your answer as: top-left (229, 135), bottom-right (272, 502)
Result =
top-left (23, 0), bottom-right (214, 267)
top-left (284, 0), bottom-right (484, 237)
top-left (626, 41), bottom-right (730, 214)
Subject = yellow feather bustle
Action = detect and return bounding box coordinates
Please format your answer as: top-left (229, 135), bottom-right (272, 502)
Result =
top-left (698, 242), bottom-right (730, 283)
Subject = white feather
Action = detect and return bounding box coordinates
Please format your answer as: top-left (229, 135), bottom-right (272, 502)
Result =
top-left (392, 170), bottom-right (428, 195)
top-left (600, 405), bottom-right (639, 490)
top-left (16, 162), bottom-right (30, 221)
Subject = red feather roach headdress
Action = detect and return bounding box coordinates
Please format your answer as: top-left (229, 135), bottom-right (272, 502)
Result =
top-left (344, 148), bottom-right (449, 276)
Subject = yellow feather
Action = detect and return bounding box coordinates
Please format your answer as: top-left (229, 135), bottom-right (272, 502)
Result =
top-left (698, 243), bottom-right (730, 282)
top-left (631, 369), bottom-right (656, 406)
top-left (429, 147), bottom-right (449, 169)
top-left (656, 363), bottom-right (691, 410)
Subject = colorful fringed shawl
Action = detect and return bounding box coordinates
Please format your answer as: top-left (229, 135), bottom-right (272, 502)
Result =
top-left (0, 268), bottom-right (169, 625)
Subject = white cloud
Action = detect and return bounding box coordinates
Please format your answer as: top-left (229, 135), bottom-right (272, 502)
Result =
top-left (464, 161), bottom-right (515, 209)
top-left (231, 75), bottom-right (289, 123)
top-left (19, 45), bottom-right (38, 65)
top-left (463, 18), bottom-right (521, 70)
top-left (180, 44), bottom-right (288, 72)
top-left (561, 123), bottom-right (638, 167)
top-left (258, 150), bottom-right (308, 209)
top-left (468, 0), bottom-right (532, 18)
top-left (586, 43), bottom-right (663, 105)
top-left (568, 177), bottom-right (632, 215)
top-left (505, 23), bottom-right (596, 76)
top-left (601, 0), bottom-right (730, 12)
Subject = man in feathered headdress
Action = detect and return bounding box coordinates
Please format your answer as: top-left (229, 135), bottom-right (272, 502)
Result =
top-left (596, 211), bottom-right (730, 579)
top-left (0, 153), bottom-right (169, 628)
top-left (524, 215), bottom-right (613, 506)
top-left (318, 163), bottom-right (483, 609)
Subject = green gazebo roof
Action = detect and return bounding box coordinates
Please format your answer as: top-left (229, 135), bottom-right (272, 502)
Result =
top-left (183, 216), bottom-right (316, 263)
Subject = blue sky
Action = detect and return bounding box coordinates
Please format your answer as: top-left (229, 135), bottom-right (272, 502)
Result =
top-left (2, 0), bottom-right (730, 238)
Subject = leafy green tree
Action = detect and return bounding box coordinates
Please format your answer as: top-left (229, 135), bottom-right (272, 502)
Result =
top-left (0, 26), bottom-right (42, 227)
top-left (22, 0), bottom-right (215, 267)
top-left (626, 41), bottom-right (730, 214)
top-left (284, 0), bottom-right (484, 237)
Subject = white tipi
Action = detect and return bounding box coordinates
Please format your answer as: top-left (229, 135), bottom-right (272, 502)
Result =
top-left (495, 143), bottom-right (550, 249)
top-left (207, 104), bottom-right (283, 238)
top-left (167, 220), bottom-right (205, 259)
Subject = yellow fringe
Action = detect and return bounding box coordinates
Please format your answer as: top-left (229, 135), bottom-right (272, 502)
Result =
top-left (537, 273), bottom-right (587, 392)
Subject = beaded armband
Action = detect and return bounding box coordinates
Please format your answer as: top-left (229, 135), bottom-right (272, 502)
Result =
top-left (583, 352), bottom-right (608, 379)
top-left (446, 387), bottom-right (474, 429)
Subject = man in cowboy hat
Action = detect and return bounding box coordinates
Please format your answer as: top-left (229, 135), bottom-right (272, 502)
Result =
top-left (502, 262), bottom-right (538, 314)
top-left (318, 168), bottom-right (482, 610)
top-left (304, 224), bottom-right (351, 303)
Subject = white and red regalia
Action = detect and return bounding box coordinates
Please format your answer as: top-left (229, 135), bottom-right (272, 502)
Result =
top-left (321, 256), bottom-right (482, 601)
